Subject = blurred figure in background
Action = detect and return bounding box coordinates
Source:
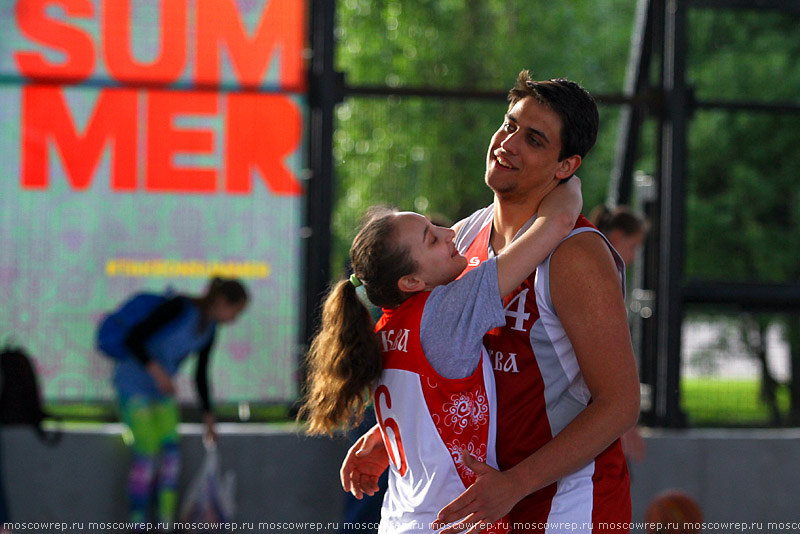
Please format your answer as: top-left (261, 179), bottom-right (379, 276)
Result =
top-left (590, 204), bottom-right (649, 463)
top-left (97, 277), bottom-right (248, 529)
top-left (644, 489), bottom-right (704, 533)
top-left (589, 205), bottom-right (649, 267)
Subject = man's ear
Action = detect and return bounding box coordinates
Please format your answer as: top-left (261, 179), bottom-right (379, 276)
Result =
top-left (555, 154), bottom-right (582, 180)
top-left (398, 274), bottom-right (425, 293)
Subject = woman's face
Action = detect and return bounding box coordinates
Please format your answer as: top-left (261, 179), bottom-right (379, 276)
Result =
top-left (608, 229), bottom-right (646, 267)
top-left (392, 212), bottom-right (467, 290)
top-left (211, 298), bottom-right (247, 324)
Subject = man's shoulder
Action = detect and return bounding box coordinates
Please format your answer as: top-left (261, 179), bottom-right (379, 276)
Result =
top-left (454, 205), bottom-right (493, 250)
top-left (553, 229), bottom-right (611, 262)
top-left (550, 230), bottom-right (622, 291)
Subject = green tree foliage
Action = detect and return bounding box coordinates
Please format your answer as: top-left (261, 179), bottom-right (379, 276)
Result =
top-left (685, 9), bottom-right (800, 424)
top-left (685, 9), bottom-right (800, 283)
top-left (332, 2), bottom-right (800, 286)
top-left (332, 0), bottom-right (637, 272)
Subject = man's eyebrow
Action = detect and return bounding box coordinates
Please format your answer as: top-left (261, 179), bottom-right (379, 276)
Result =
top-left (505, 113), bottom-right (550, 144)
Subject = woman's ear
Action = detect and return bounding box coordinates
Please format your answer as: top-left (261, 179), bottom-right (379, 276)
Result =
top-left (398, 274), bottom-right (425, 293)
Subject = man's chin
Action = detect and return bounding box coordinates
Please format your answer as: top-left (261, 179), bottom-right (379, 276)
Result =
top-left (486, 175), bottom-right (515, 193)
top-left (487, 182), bottom-right (518, 198)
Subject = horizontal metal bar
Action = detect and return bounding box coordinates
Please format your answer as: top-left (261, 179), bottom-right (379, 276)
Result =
top-left (688, 0), bottom-right (800, 14)
top-left (683, 281), bottom-right (800, 310)
top-left (694, 98), bottom-right (800, 114)
top-left (343, 84), bottom-right (650, 106)
top-left (344, 84), bottom-right (506, 100)
top-left (345, 86), bottom-right (800, 117)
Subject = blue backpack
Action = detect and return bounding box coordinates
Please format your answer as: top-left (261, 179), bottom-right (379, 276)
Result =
top-left (96, 291), bottom-right (173, 360)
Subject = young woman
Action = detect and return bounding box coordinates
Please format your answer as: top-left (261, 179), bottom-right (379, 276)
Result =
top-left (590, 204), bottom-right (651, 464)
top-left (589, 204), bottom-right (649, 267)
top-left (300, 180), bottom-right (582, 533)
top-left (98, 277), bottom-right (248, 528)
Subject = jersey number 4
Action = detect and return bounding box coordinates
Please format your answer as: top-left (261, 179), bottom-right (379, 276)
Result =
top-left (504, 288), bottom-right (530, 331)
top-left (375, 385), bottom-right (408, 476)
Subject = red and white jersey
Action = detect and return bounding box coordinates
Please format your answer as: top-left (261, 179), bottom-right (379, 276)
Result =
top-left (456, 206), bottom-right (631, 532)
top-left (374, 292), bottom-right (509, 534)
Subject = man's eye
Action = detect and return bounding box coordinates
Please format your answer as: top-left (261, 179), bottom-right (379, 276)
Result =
top-left (528, 136), bottom-right (541, 146)
top-left (503, 122), bottom-right (515, 132)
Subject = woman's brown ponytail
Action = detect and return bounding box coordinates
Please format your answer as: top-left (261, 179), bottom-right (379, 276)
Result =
top-left (299, 280), bottom-right (383, 435)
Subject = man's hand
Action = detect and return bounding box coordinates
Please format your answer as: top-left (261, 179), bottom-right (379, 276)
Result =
top-left (434, 451), bottom-right (522, 534)
top-left (340, 423), bottom-right (389, 499)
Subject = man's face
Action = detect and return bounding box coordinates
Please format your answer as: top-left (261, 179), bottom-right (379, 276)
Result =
top-left (484, 96), bottom-right (570, 202)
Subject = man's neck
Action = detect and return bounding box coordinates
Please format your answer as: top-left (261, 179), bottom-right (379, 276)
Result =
top-left (490, 194), bottom-right (545, 254)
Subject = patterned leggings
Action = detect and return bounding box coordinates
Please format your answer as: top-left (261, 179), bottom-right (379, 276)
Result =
top-left (119, 395), bottom-right (180, 526)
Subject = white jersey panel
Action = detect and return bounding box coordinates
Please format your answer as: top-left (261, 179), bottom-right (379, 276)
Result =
top-left (531, 226), bottom-right (624, 528)
top-left (544, 463), bottom-right (595, 533)
top-left (454, 206), bottom-right (493, 256)
top-left (377, 369), bottom-right (466, 534)
top-left (532, 226), bottom-right (625, 436)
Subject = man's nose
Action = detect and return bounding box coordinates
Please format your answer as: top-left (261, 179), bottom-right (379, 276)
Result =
top-left (500, 131), bottom-right (520, 153)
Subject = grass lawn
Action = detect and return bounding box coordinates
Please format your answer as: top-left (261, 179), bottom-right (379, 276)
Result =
top-left (681, 377), bottom-right (791, 426)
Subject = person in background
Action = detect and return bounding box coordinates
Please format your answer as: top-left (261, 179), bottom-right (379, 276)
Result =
top-left (98, 277), bottom-right (248, 529)
top-left (589, 205), bottom-right (649, 267)
top-left (590, 204), bottom-right (650, 463)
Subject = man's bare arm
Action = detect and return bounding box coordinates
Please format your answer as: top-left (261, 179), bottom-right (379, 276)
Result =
top-left (340, 423), bottom-right (389, 499)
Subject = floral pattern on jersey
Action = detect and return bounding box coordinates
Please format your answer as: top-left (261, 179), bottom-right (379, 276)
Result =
top-left (442, 390), bottom-right (489, 434)
top-left (448, 438), bottom-right (487, 485)
top-left (419, 371), bottom-right (493, 497)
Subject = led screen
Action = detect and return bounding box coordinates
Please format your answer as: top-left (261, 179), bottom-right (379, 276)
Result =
top-left (0, 0), bottom-right (307, 404)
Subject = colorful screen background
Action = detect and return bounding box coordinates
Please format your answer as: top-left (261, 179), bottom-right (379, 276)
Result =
top-left (0, 0), bottom-right (306, 404)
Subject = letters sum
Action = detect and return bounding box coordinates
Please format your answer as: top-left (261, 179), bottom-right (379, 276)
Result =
top-left (14, 0), bottom-right (305, 195)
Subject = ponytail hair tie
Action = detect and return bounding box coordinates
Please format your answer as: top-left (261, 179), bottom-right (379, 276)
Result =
top-left (349, 274), bottom-right (363, 287)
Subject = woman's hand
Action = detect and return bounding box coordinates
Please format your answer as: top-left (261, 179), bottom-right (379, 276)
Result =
top-left (539, 176), bottom-right (582, 225)
top-left (146, 361), bottom-right (176, 396)
top-left (204, 412), bottom-right (218, 444)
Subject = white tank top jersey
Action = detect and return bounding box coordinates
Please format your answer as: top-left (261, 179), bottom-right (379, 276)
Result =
top-left (374, 291), bottom-right (510, 534)
top-left (454, 206), bottom-right (631, 533)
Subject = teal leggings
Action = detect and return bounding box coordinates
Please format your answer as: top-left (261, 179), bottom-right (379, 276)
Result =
top-left (119, 395), bottom-right (180, 526)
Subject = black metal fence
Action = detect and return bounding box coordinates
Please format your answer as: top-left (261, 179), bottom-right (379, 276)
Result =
top-left (303, 0), bottom-right (800, 428)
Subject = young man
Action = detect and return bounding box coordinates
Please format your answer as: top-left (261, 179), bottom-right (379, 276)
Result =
top-left (341, 71), bottom-right (640, 533)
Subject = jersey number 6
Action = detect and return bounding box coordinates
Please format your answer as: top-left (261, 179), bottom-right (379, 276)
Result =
top-left (375, 385), bottom-right (408, 476)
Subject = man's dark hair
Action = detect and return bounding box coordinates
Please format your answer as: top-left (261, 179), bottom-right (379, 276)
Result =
top-left (508, 70), bottom-right (599, 161)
